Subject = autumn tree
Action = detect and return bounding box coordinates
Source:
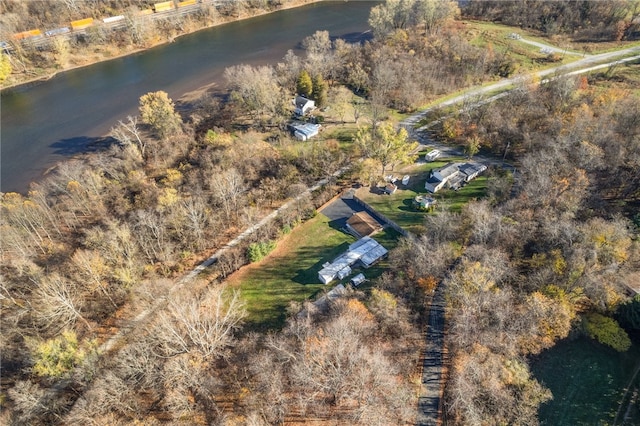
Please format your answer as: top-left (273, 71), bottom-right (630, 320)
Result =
top-left (225, 64), bottom-right (284, 123)
top-left (0, 53), bottom-right (11, 82)
top-left (139, 91), bottom-right (182, 139)
top-left (414, 0), bottom-right (459, 35)
top-left (354, 122), bottom-right (418, 176)
top-left (369, 0), bottom-right (416, 39)
top-left (30, 330), bottom-right (90, 378)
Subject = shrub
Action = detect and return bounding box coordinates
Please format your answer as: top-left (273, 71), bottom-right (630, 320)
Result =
top-left (248, 240), bottom-right (277, 263)
top-left (583, 313), bottom-right (631, 352)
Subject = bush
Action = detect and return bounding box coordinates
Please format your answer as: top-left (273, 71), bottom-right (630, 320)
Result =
top-left (583, 313), bottom-right (632, 352)
top-left (248, 240), bottom-right (277, 263)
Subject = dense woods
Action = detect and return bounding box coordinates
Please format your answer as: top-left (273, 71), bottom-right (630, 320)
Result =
top-left (2, 0), bottom-right (640, 424)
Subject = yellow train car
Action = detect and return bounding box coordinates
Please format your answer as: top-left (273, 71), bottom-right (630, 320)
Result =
top-left (178, 0), bottom-right (197, 7)
top-left (153, 1), bottom-right (175, 12)
top-left (13, 29), bottom-right (42, 40)
top-left (139, 8), bottom-right (154, 16)
top-left (70, 18), bottom-right (94, 30)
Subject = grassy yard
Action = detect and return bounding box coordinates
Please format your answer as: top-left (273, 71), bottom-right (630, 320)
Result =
top-left (226, 214), bottom-right (401, 331)
top-left (531, 337), bottom-right (640, 426)
top-left (356, 159), bottom-right (489, 234)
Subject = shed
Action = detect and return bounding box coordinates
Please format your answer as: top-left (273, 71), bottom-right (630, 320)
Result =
top-left (292, 122), bottom-right (321, 141)
top-left (350, 273), bottom-right (366, 287)
top-left (383, 183), bottom-right (397, 194)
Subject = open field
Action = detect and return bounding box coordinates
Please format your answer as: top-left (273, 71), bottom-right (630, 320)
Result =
top-left (226, 213), bottom-right (401, 330)
top-left (356, 159), bottom-right (489, 234)
top-left (531, 337), bottom-right (640, 426)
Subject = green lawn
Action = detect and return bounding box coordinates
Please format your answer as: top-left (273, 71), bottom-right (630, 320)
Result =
top-left (357, 160), bottom-right (489, 234)
top-left (231, 214), bottom-right (401, 331)
top-left (531, 337), bottom-right (640, 426)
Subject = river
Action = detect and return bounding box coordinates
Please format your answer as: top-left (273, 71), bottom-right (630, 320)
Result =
top-left (0, 1), bottom-right (377, 194)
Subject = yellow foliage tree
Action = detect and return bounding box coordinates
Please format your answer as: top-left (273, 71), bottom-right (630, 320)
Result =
top-left (31, 331), bottom-right (88, 378)
top-left (0, 53), bottom-right (12, 82)
top-left (139, 91), bottom-right (182, 138)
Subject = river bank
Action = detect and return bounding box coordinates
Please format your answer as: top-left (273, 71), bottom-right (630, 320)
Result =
top-left (1, 0), bottom-right (323, 92)
top-left (1, 1), bottom-right (377, 193)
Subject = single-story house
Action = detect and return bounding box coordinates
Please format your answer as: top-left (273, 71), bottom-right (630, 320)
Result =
top-left (291, 122), bottom-right (321, 141)
top-left (318, 237), bottom-right (388, 284)
top-left (459, 162), bottom-right (487, 182)
top-left (294, 96), bottom-right (315, 116)
top-left (346, 211), bottom-right (383, 238)
top-left (425, 161), bottom-right (487, 193)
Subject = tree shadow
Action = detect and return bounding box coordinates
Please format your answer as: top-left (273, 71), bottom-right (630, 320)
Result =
top-left (292, 241), bottom-right (350, 285)
top-left (50, 136), bottom-right (118, 157)
top-left (398, 199), bottom-right (417, 212)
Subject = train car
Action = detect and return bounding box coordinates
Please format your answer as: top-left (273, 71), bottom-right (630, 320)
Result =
top-left (153, 1), bottom-right (175, 13)
top-left (178, 0), bottom-right (197, 7)
top-left (70, 18), bottom-right (94, 30)
top-left (103, 15), bottom-right (125, 24)
top-left (139, 8), bottom-right (154, 16)
top-left (13, 29), bottom-right (43, 40)
top-left (45, 27), bottom-right (71, 37)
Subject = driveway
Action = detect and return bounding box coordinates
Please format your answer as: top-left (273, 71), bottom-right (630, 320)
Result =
top-left (319, 195), bottom-right (365, 229)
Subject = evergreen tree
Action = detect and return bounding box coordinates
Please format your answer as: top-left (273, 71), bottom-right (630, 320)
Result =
top-left (296, 70), bottom-right (313, 98)
top-left (312, 74), bottom-right (327, 107)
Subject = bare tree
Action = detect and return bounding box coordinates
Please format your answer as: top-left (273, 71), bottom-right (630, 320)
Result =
top-left (111, 115), bottom-right (147, 158)
top-left (33, 274), bottom-right (90, 332)
top-left (155, 286), bottom-right (246, 360)
top-left (209, 168), bottom-right (246, 222)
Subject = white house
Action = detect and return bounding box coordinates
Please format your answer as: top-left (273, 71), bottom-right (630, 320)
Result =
top-left (425, 162), bottom-right (487, 193)
top-left (318, 237), bottom-right (388, 284)
top-left (294, 96), bottom-right (315, 116)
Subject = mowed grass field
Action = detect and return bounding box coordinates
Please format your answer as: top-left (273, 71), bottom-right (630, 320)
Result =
top-left (356, 159), bottom-right (489, 234)
top-left (226, 213), bottom-right (401, 331)
top-left (531, 337), bottom-right (640, 426)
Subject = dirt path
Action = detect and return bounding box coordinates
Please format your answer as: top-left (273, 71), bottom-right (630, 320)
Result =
top-left (417, 280), bottom-right (447, 426)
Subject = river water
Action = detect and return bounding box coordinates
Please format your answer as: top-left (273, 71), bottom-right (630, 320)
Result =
top-left (0, 1), bottom-right (376, 193)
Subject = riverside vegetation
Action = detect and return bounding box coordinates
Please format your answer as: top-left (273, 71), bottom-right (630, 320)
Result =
top-left (1, 0), bottom-right (640, 424)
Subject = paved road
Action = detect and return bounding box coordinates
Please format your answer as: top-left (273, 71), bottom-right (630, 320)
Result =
top-left (400, 45), bottom-right (640, 134)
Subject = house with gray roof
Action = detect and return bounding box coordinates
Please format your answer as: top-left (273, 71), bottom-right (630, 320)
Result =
top-left (425, 162), bottom-right (487, 193)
